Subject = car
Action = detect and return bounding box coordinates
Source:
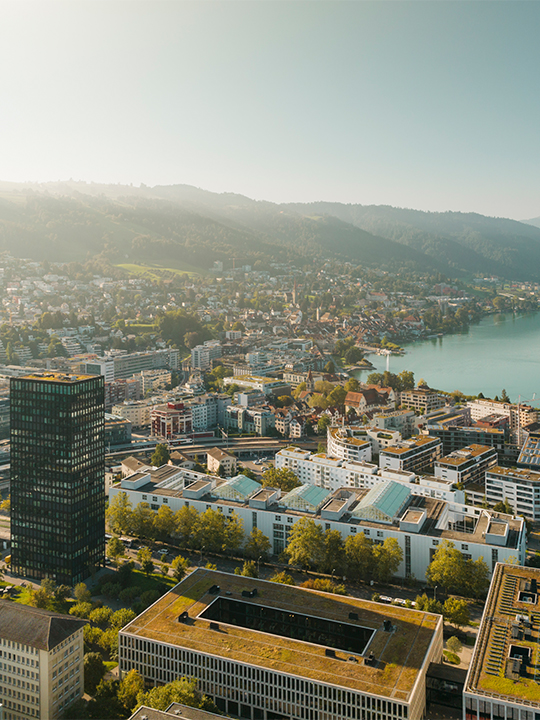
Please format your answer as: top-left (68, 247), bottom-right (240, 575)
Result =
top-left (379, 595), bottom-right (393, 604)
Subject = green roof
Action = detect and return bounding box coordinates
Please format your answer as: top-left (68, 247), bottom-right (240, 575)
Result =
top-left (352, 481), bottom-right (410, 524)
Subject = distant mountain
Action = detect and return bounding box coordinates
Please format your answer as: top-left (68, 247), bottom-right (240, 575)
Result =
top-left (522, 216), bottom-right (540, 230)
top-left (0, 180), bottom-right (539, 280)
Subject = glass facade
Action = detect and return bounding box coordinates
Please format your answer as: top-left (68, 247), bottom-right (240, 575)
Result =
top-left (10, 375), bottom-right (105, 585)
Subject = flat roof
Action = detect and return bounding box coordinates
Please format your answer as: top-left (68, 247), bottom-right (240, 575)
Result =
top-left (487, 465), bottom-right (540, 483)
top-left (121, 569), bottom-right (440, 701)
top-left (465, 563), bottom-right (540, 705)
top-left (20, 372), bottom-right (96, 383)
top-left (436, 444), bottom-right (494, 467)
top-left (381, 436), bottom-right (440, 456)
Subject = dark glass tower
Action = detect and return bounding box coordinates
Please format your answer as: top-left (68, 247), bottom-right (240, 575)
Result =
top-left (10, 373), bottom-right (105, 585)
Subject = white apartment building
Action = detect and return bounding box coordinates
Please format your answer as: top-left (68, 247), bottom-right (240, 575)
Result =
top-left (223, 375), bottom-right (288, 396)
top-left (110, 472), bottom-right (524, 578)
top-left (111, 399), bottom-right (153, 428)
top-left (379, 436), bottom-right (443, 474)
top-left (191, 341), bottom-right (222, 371)
top-left (485, 465), bottom-right (540, 520)
top-left (467, 398), bottom-right (538, 441)
top-left (327, 427), bottom-right (378, 462)
top-left (400, 387), bottom-right (445, 413)
top-left (188, 394), bottom-right (231, 432)
top-left (0, 603), bottom-right (85, 720)
top-left (139, 369), bottom-right (172, 394)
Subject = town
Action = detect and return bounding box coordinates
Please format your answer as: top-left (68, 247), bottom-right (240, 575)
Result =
top-left (0, 253), bottom-right (539, 720)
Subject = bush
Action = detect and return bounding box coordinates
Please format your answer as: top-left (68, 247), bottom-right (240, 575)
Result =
top-left (269, 571), bottom-right (295, 586)
top-left (89, 607), bottom-right (112, 626)
top-left (140, 589), bottom-right (161, 609)
top-left (69, 602), bottom-right (93, 619)
top-left (371, 593), bottom-right (381, 602)
top-left (101, 582), bottom-right (122, 599)
top-left (300, 578), bottom-right (346, 595)
top-left (443, 650), bottom-right (460, 665)
top-left (119, 586), bottom-right (142, 604)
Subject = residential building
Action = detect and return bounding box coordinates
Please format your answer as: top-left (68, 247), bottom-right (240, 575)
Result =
top-left (371, 409), bottom-right (416, 438)
top-left (104, 413), bottom-right (132, 447)
top-left (427, 423), bottom-right (507, 456)
top-left (467, 398), bottom-right (538, 442)
top-left (206, 447), bottom-right (237, 477)
top-left (327, 427), bottom-right (374, 462)
top-left (104, 377), bottom-right (141, 412)
top-left (0, 602), bottom-right (85, 720)
top-left (111, 400), bottom-right (153, 428)
top-left (129, 705), bottom-right (224, 720)
top-left (224, 405), bottom-right (275, 436)
top-left (344, 388), bottom-right (395, 416)
top-left (434, 444), bottom-right (498, 487)
top-left (191, 341), bottom-right (222, 371)
top-left (85, 349), bottom-right (180, 381)
top-left (400, 387), bottom-right (445, 414)
top-left (379, 436), bottom-right (443, 474)
top-left (464, 563), bottom-right (540, 720)
top-left (10, 372), bottom-right (105, 585)
top-left (119, 568), bottom-right (443, 720)
top-left (151, 402), bottom-right (193, 439)
top-left (485, 465), bottom-right (540, 520)
top-left (223, 375), bottom-right (289, 396)
top-left (139, 369), bottom-right (172, 394)
top-left (188, 394), bottom-right (231, 432)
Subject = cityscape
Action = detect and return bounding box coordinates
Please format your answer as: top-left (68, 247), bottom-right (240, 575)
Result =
top-left (3, 2), bottom-right (540, 720)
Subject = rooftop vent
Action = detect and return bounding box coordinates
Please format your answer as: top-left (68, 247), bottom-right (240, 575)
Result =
top-left (208, 585), bottom-right (220, 595)
top-left (178, 611), bottom-right (189, 623)
top-left (242, 589), bottom-right (258, 598)
top-left (364, 652), bottom-right (376, 666)
top-left (210, 622), bottom-right (219, 631)
top-left (383, 619), bottom-right (393, 632)
top-left (325, 649), bottom-right (336, 658)
top-left (349, 612), bottom-right (359, 621)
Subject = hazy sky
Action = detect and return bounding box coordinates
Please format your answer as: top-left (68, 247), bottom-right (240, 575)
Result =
top-left (1, 0), bottom-right (539, 219)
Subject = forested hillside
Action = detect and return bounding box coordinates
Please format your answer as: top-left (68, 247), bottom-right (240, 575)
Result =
top-left (0, 181), bottom-right (539, 280)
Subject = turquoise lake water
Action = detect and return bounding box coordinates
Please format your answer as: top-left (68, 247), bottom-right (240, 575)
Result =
top-left (352, 312), bottom-right (540, 401)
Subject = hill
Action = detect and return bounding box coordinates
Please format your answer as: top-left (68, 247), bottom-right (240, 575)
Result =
top-left (0, 181), bottom-right (539, 280)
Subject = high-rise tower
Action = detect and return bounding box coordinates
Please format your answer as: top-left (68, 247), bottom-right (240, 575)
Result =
top-left (10, 372), bottom-right (105, 585)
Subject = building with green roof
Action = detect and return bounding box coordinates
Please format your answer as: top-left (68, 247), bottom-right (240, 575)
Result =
top-left (213, 474), bottom-right (262, 502)
top-left (281, 484), bottom-right (331, 513)
top-left (351, 481), bottom-right (411, 524)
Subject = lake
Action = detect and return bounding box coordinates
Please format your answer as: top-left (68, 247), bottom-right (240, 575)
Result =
top-left (352, 312), bottom-right (540, 401)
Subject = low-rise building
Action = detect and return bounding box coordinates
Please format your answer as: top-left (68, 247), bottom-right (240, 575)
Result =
top-left (0, 602), bottom-right (85, 720)
top-left (119, 568), bottom-right (444, 720)
top-left (464, 563), bottom-right (540, 720)
top-left (379, 436), bottom-right (443, 474)
top-left (224, 405), bottom-right (275, 436)
top-left (223, 375), bottom-right (289, 396)
top-left (434, 444), bottom-right (498, 487)
top-left (151, 402), bottom-right (193, 439)
top-left (206, 447), bottom-right (237, 477)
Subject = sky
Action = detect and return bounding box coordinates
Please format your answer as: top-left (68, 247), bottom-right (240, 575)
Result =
top-left (1, 0), bottom-right (540, 219)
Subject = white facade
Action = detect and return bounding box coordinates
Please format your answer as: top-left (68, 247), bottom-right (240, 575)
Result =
top-left (111, 400), bottom-right (153, 428)
top-left (485, 465), bottom-right (540, 520)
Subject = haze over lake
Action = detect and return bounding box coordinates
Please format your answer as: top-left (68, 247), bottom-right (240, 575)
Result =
top-left (354, 312), bottom-right (540, 401)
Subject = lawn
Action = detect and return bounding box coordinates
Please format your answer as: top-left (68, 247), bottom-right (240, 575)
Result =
top-left (116, 263), bottom-right (205, 279)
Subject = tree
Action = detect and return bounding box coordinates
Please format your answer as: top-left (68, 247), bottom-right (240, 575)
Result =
top-left (425, 540), bottom-right (465, 594)
top-left (270, 571), bottom-right (295, 585)
top-left (106, 492), bottom-right (133, 535)
top-left (446, 636), bottom-right (463, 654)
top-left (151, 443), bottom-right (170, 467)
top-left (372, 538), bottom-right (403, 583)
top-left (285, 518), bottom-right (325, 570)
top-left (137, 546), bottom-right (154, 575)
top-left (234, 560), bottom-right (258, 578)
top-left (53, 584), bottom-right (71, 602)
top-left (118, 560), bottom-right (134, 588)
top-left (84, 652), bottom-right (107, 694)
top-left (345, 532), bottom-right (375, 581)
top-left (135, 677), bottom-right (218, 713)
top-left (244, 528), bottom-right (271, 561)
top-left (327, 385), bottom-right (347, 408)
top-left (398, 370), bottom-right (415, 390)
top-left (344, 377), bottom-right (361, 392)
top-left (192, 508), bottom-right (231, 553)
top-left (317, 415), bottom-right (332, 435)
top-left (493, 499), bottom-right (514, 515)
top-left (344, 346), bottom-right (364, 364)
top-left (131, 502), bottom-right (156, 540)
top-left (0, 494), bottom-right (10, 513)
top-left (171, 555), bottom-right (190, 581)
top-left (261, 467), bottom-right (301, 493)
top-left (110, 608), bottom-right (137, 629)
top-left (106, 536), bottom-right (125, 564)
top-left (443, 598), bottom-right (471, 629)
top-left (501, 388), bottom-right (510, 403)
top-left (154, 504), bottom-right (177, 540)
top-left (324, 360), bottom-right (335, 374)
top-left (117, 669), bottom-right (144, 713)
top-left (320, 529), bottom-right (346, 575)
top-left (224, 511), bottom-right (245, 552)
top-left (175, 505), bottom-right (199, 546)
top-left (74, 582), bottom-right (91, 603)
top-left (70, 602), bottom-right (94, 619)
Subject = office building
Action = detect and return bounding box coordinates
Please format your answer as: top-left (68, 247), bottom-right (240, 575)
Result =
top-left (0, 590), bottom-right (85, 719)
top-left (119, 569), bottom-right (443, 720)
top-left (464, 563), bottom-right (540, 720)
top-left (10, 372), bottom-right (105, 585)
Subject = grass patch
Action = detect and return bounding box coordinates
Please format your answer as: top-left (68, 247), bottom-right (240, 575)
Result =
top-left (443, 650), bottom-right (460, 665)
top-left (130, 569), bottom-right (176, 594)
top-left (104, 661), bottom-right (118, 671)
top-left (116, 263), bottom-right (204, 279)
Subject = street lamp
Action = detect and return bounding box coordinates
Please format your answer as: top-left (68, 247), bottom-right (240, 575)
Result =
top-left (434, 585), bottom-right (438, 602)
top-left (257, 555), bottom-right (262, 576)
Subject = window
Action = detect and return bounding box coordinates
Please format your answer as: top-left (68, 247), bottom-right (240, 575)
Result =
top-left (275, 515), bottom-right (281, 521)
top-left (142, 495), bottom-right (147, 501)
top-left (350, 527), bottom-right (356, 533)
top-left (432, 540), bottom-right (439, 546)
top-left (377, 531), bottom-right (383, 538)
top-left (461, 544), bottom-right (468, 551)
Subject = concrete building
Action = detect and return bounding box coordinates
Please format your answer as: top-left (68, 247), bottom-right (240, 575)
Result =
top-left (191, 341), bottom-right (222, 371)
top-left (151, 402), bottom-right (193, 440)
top-left (110, 473), bottom-right (524, 579)
top-left (379, 436), bottom-right (443, 474)
top-left (485, 465), bottom-right (540, 520)
top-left (188, 394), bottom-right (231, 432)
top-left (427, 423), bottom-right (507, 456)
top-left (327, 427), bottom-right (374, 463)
top-left (0, 601), bottom-right (85, 720)
top-left (139, 369), bottom-right (171, 394)
top-left (223, 375), bottom-right (289, 396)
top-left (86, 348), bottom-right (179, 381)
top-left (104, 377), bottom-right (141, 412)
top-left (119, 568), bottom-right (443, 720)
top-left (224, 405), bottom-right (275, 436)
top-left (111, 400), bottom-right (153, 428)
top-left (206, 447), bottom-right (237, 477)
top-left (464, 563), bottom-right (540, 720)
top-left (400, 387), bottom-right (445, 414)
top-left (434, 444), bottom-right (498, 487)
